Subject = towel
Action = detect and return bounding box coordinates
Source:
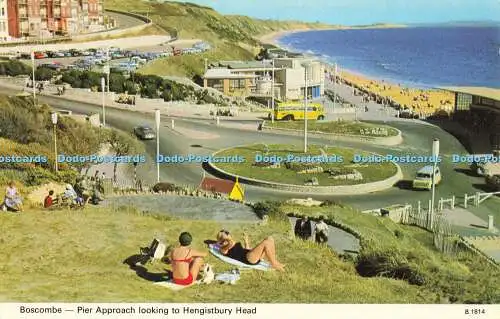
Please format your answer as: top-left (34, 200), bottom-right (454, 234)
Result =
top-left (208, 244), bottom-right (272, 271)
top-left (215, 271), bottom-right (241, 284)
top-left (153, 279), bottom-right (197, 290)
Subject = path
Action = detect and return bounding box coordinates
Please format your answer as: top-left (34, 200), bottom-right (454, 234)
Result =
top-left (102, 195), bottom-right (258, 222)
top-left (289, 217), bottom-right (360, 255)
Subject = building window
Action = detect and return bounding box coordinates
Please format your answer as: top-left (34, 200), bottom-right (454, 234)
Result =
top-left (456, 93), bottom-right (472, 111)
top-left (207, 79), bottom-right (223, 90)
top-left (230, 79), bottom-right (245, 89)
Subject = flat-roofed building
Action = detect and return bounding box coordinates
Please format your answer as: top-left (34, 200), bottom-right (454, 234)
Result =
top-left (203, 57), bottom-right (324, 101)
top-left (0, 0), bottom-right (9, 41)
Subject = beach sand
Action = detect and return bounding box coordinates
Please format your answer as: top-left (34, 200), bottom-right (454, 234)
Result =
top-left (259, 29), bottom-right (456, 116)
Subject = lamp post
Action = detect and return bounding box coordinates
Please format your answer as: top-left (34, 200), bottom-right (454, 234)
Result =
top-left (430, 138), bottom-right (440, 230)
top-left (333, 62), bottom-right (337, 111)
top-left (105, 46), bottom-right (110, 95)
top-left (31, 51), bottom-right (36, 107)
top-left (155, 109), bottom-right (160, 183)
top-left (51, 112), bottom-right (58, 173)
top-left (271, 58), bottom-right (275, 123)
top-left (302, 62), bottom-right (310, 153)
top-left (101, 77), bottom-right (106, 126)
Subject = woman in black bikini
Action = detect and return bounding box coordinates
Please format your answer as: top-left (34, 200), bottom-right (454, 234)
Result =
top-left (216, 230), bottom-right (285, 271)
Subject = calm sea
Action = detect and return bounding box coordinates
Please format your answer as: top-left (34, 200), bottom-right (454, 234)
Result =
top-left (278, 26), bottom-right (500, 89)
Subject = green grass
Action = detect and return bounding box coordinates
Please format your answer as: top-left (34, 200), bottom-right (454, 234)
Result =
top-left (266, 120), bottom-right (400, 137)
top-left (214, 143), bottom-right (398, 186)
top-left (1, 203), bottom-right (497, 303)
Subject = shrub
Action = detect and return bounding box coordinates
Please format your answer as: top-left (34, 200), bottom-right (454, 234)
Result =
top-left (0, 60), bottom-right (31, 77)
top-left (252, 201), bottom-right (285, 220)
top-left (35, 67), bottom-right (56, 81)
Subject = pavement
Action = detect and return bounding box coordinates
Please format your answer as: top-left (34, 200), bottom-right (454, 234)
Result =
top-left (288, 217), bottom-right (360, 255)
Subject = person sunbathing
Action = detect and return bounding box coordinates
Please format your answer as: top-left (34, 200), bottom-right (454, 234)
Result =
top-left (170, 232), bottom-right (207, 286)
top-left (216, 230), bottom-right (285, 271)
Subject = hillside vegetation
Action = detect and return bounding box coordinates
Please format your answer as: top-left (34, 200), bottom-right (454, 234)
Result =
top-left (105, 0), bottom-right (333, 77)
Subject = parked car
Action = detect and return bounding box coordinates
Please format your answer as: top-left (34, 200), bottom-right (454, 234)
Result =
top-left (81, 50), bottom-right (93, 56)
top-left (412, 166), bottom-right (442, 190)
top-left (34, 52), bottom-right (47, 59)
top-left (45, 51), bottom-right (57, 58)
top-left (133, 126), bottom-right (155, 140)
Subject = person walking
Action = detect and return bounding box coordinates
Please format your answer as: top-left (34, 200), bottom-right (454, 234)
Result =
top-left (314, 217), bottom-right (329, 245)
top-left (294, 216), bottom-right (312, 241)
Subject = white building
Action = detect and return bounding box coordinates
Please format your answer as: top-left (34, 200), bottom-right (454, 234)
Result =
top-left (0, 0), bottom-right (10, 42)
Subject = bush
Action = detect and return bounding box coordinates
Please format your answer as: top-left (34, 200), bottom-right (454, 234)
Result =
top-left (356, 249), bottom-right (426, 286)
top-left (0, 60), bottom-right (31, 77)
top-left (152, 182), bottom-right (181, 193)
top-left (141, 82), bottom-right (159, 99)
top-left (35, 67), bottom-right (55, 81)
top-left (252, 201), bottom-right (284, 219)
top-left (109, 73), bottom-right (126, 93)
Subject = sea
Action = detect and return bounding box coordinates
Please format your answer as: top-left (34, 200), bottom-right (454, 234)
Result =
top-left (277, 26), bottom-right (500, 89)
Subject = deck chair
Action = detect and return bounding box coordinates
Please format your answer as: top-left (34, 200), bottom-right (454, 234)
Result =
top-left (139, 238), bottom-right (167, 265)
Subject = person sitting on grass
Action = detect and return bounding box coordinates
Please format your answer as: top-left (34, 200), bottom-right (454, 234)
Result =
top-left (44, 190), bottom-right (55, 208)
top-left (4, 181), bottom-right (23, 212)
top-left (170, 232), bottom-right (207, 286)
top-left (216, 230), bottom-right (285, 271)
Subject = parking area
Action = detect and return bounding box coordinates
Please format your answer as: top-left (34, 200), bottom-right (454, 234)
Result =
top-left (12, 39), bottom-right (210, 73)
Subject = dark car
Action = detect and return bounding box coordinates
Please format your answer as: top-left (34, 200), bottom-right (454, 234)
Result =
top-left (133, 126), bottom-right (156, 140)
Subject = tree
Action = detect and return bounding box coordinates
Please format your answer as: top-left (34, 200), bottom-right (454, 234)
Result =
top-left (105, 129), bottom-right (144, 181)
top-left (35, 67), bottom-right (55, 81)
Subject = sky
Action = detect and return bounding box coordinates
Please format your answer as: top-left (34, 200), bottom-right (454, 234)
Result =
top-left (169, 0), bottom-right (500, 25)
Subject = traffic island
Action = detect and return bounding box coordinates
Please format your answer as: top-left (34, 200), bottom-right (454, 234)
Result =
top-left (262, 120), bottom-right (403, 146)
top-left (207, 144), bottom-right (403, 195)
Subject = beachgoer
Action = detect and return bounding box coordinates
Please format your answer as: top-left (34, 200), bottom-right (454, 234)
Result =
top-left (170, 232), bottom-right (207, 286)
top-left (216, 230), bottom-right (285, 271)
top-left (44, 190), bottom-right (55, 208)
top-left (314, 217), bottom-right (329, 244)
top-left (4, 181), bottom-right (23, 212)
top-left (294, 216), bottom-right (312, 240)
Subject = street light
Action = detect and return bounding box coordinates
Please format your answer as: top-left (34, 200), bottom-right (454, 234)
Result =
top-left (51, 112), bottom-right (58, 173)
top-left (430, 138), bottom-right (440, 229)
top-left (105, 46), bottom-right (110, 95)
top-left (155, 109), bottom-right (161, 183)
top-left (333, 62), bottom-right (337, 111)
top-left (31, 51), bottom-right (36, 107)
top-left (271, 58), bottom-right (275, 123)
top-left (101, 77), bottom-right (106, 126)
top-left (302, 61), bottom-right (311, 153)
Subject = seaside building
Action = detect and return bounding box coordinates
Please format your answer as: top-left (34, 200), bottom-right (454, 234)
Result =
top-left (0, 0), bottom-right (10, 41)
top-left (442, 86), bottom-right (500, 151)
top-left (203, 57), bottom-right (324, 101)
top-left (6, 0), bottom-right (105, 40)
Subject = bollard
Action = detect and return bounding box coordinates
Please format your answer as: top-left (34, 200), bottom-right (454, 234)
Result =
top-left (216, 116), bottom-right (220, 126)
top-left (464, 193), bottom-right (468, 209)
top-left (171, 119), bottom-right (175, 129)
top-left (488, 215), bottom-right (494, 231)
top-left (452, 195), bottom-right (455, 209)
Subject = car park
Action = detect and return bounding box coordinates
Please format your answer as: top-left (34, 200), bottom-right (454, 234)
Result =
top-left (133, 126), bottom-right (156, 140)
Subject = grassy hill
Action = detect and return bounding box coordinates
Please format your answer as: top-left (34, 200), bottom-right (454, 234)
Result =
top-left (105, 0), bottom-right (333, 78)
top-left (1, 202), bottom-right (497, 303)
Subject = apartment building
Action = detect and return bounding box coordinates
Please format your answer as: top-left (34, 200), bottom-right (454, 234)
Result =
top-left (0, 0), bottom-right (9, 41)
top-left (7, 0), bottom-right (105, 39)
top-left (203, 58), bottom-right (324, 101)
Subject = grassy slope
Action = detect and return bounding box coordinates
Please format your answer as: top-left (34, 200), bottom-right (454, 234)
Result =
top-left (0, 206), bottom-right (425, 303)
top-left (1, 204), bottom-right (497, 303)
top-left (105, 1), bottom-right (332, 78)
top-left (266, 120), bottom-right (400, 137)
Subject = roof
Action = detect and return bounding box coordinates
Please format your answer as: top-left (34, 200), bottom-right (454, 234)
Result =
top-left (203, 68), bottom-right (256, 79)
top-left (199, 177), bottom-right (235, 194)
top-left (439, 86), bottom-right (500, 102)
top-left (417, 166), bottom-right (438, 174)
top-left (218, 60), bottom-right (273, 69)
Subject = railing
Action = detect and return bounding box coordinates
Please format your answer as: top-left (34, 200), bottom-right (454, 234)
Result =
top-left (437, 195), bottom-right (455, 211)
top-left (464, 191), bottom-right (500, 208)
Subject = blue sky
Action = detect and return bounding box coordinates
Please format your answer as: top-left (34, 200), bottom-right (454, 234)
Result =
top-left (171, 0), bottom-right (500, 25)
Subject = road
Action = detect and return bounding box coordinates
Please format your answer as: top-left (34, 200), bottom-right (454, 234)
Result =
top-left (11, 91), bottom-right (494, 221)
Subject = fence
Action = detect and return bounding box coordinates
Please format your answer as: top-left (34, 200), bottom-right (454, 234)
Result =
top-left (463, 191), bottom-right (500, 208)
top-left (400, 202), bottom-right (458, 254)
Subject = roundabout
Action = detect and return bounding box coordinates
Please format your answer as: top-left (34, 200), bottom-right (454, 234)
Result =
top-left (207, 143), bottom-right (402, 195)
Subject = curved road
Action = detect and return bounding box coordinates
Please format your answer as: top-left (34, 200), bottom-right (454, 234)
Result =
top-left (22, 93), bottom-right (497, 219)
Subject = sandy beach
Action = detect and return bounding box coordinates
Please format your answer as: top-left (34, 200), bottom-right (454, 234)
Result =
top-left (260, 29), bottom-right (456, 116)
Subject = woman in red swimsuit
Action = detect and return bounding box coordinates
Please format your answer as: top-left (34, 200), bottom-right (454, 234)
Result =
top-left (170, 232), bottom-right (207, 285)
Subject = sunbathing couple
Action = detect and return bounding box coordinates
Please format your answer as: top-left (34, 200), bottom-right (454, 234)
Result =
top-left (170, 230), bottom-right (285, 285)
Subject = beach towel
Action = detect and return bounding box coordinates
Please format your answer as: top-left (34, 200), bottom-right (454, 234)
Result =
top-left (208, 244), bottom-right (272, 271)
top-left (215, 270), bottom-right (241, 284)
top-left (153, 279), bottom-right (198, 291)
